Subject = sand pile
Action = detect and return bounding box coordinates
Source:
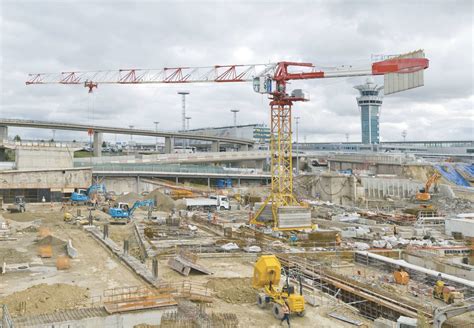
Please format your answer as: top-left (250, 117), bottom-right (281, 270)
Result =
top-left (116, 192), bottom-right (143, 203)
top-left (145, 189), bottom-right (175, 211)
top-left (36, 235), bottom-right (67, 256)
top-left (207, 278), bottom-right (255, 304)
top-left (0, 283), bottom-right (89, 317)
top-left (174, 199), bottom-right (186, 210)
top-left (37, 235), bottom-right (66, 247)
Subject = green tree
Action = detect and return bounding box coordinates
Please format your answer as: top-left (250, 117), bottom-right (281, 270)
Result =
top-left (13, 135), bottom-right (21, 142)
top-left (102, 141), bottom-right (107, 148)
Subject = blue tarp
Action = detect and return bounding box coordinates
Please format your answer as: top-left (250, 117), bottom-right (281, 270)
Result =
top-left (455, 163), bottom-right (474, 179)
top-left (434, 164), bottom-right (471, 187)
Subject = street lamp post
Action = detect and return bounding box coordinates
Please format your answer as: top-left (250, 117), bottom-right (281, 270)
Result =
top-left (230, 109), bottom-right (239, 126)
top-left (402, 130), bottom-right (407, 142)
top-left (154, 121), bottom-right (159, 152)
top-left (295, 116), bottom-right (300, 175)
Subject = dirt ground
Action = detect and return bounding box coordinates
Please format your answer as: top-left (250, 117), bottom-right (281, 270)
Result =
top-left (207, 278), bottom-right (255, 304)
top-left (0, 204), bottom-right (147, 305)
top-left (0, 204), bottom-right (371, 327)
top-left (0, 283), bottom-right (89, 317)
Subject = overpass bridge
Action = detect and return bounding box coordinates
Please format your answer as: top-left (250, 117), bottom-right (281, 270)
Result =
top-left (0, 118), bottom-right (254, 156)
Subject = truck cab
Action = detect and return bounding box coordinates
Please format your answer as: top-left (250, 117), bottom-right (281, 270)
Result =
top-left (210, 195), bottom-right (231, 210)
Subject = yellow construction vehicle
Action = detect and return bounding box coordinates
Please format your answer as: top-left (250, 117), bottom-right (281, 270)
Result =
top-left (416, 172), bottom-right (441, 201)
top-left (433, 279), bottom-right (464, 304)
top-left (252, 255), bottom-right (305, 319)
top-left (63, 212), bottom-right (73, 222)
top-left (393, 268), bottom-right (410, 285)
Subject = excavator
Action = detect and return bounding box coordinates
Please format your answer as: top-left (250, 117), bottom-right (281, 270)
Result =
top-left (108, 199), bottom-right (154, 222)
top-left (252, 255), bottom-right (305, 320)
top-left (416, 172), bottom-right (441, 201)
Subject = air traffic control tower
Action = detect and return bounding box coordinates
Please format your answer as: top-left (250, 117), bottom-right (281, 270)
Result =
top-left (355, 78), bottom-right (384, 144)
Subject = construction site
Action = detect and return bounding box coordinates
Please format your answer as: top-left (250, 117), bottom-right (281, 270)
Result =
top-left (1, 2), bottom-right (473, 328)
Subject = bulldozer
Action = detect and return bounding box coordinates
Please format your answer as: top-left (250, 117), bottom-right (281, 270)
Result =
top-left (433, 279), bottom-right (464, 304)
top-left (252, 255), bottom-right (305, 319)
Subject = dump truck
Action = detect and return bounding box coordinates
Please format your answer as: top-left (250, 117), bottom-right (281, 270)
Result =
top-left (252, 255), bottom-right (305, 319)
top-left (184, 195), bottom-right (230, 211)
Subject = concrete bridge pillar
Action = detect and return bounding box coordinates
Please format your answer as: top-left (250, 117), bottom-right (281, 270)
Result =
top-left (165, 137), bottom-right (175, 154)
top-left (211, 141), bottom-right (220, 152)
top-left (0, 125), bottom-right (8, 141)
top-left (238, 144), bottom-right (249, 152)
top-left (93, 131), bottom-right (103, 157)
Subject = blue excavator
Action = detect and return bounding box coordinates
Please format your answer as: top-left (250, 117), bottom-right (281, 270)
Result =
top-left (108, 199), bottom-right (154, 221)
top-left (70, 184), bottom-right (106, 204)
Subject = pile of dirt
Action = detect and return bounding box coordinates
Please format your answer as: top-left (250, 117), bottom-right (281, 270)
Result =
top-left (207, 278), bottom-right (255, 304)
top-left (36, 235), bottom-right (67, 256)
top-left (37, 235), bottom-right (66, 247)
top-left (116, 192), bottom-right (143, 204)
top-left (174, 199), bottom-right (187, 210)
top-left (0, 283), bottom-right (89, 317)
top-left (145, 189), bottom-right (175, 211)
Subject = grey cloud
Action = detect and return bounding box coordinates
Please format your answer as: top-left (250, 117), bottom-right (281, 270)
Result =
top-left (0, 0), bottom-right (472, 142)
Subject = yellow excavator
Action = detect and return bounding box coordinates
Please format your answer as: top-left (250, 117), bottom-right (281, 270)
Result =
top-left (252, 255), bottom-right (305, 319)
top-left (416, 172), bottom-right (441, 201)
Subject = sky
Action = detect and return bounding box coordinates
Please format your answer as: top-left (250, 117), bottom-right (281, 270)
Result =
top-left (0, 0), bottom-right (472, 143)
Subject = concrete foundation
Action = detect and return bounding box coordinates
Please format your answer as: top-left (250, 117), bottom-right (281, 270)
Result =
top-left (0, 168), bottom-right (91, 189)
top-left (15, 147), bottom-right (74, 170)
top-left (361, 177), bottom-right (423, 200)
top-left (311, 173), bottom-right (357, 205)
top-left (403, 251), bottom-right (474, 281)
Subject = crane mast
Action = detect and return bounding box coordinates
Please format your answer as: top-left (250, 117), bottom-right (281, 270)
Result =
top-left (25, 51), bottom-right (429, 230)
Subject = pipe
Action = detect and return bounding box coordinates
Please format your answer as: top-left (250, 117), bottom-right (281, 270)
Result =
top-left (356, 251), bottom-right (474, 288)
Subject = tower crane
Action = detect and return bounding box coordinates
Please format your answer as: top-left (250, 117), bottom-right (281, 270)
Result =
top-left (25, 50), bottom-right (429, 230)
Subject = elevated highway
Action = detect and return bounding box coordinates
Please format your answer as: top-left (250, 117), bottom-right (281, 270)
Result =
top-left (0, 118), bottom-right (254, 156)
